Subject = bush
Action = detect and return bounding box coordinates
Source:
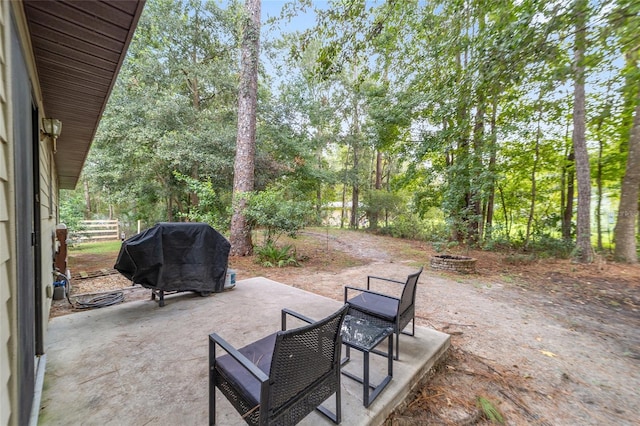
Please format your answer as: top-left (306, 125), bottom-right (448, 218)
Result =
top-left (483, 232), bottom-right (575, 259)
top-left (254, 241), bottom-right (299, 267)
top-left (59, 189), bottom-right (87, 233)
top-left (244, 188), bottom-right (311, 244)
top-left (173, 172), bottom-right (228, 230)
top-left (528, 234), bottom-right (575, 258)
top-left (380, 215), bottom-right (425, 239)
top-left (502, 253), bottom-right (537, 265)
top-left (362, 190), bottom-right (404, 228)
top-left (379, 213), bottom-right (448, 242)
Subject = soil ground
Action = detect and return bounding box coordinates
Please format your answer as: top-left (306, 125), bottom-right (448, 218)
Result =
top-left (51, 228), bottom-right (640, 425)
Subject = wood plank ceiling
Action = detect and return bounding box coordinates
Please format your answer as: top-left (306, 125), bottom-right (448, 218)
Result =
top-left (24, 0), bottom-right (145, 189)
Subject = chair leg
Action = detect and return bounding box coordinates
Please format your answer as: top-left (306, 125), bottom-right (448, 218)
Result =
top-left (335, 381), bottom-right (342, 424)
top-left (209, 384), bottom-right (216, 426)
top-left (400, 317), bottom-right (416, 336)
top-left (209, 342), bottom-right (216, 425)
top-left (316, 376), bottom-right (341, 425)
top-left (316, 392), bottom-right (340, 424)
top-left (396, 318), bottom-right (416, 360)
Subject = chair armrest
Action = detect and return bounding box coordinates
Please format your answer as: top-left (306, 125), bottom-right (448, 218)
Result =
top-left (281, 308), bottom-right (316, 330)
top-left (367, 275), bottom-right (404, 289)
top-left (344, 285), bottom-right (401, 303)
top-left (209, 333), bottom-right (269, 382)
top-left (344, 285), bottom-right (367, 303)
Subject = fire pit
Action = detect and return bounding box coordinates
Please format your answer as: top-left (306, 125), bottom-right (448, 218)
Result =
top-left (430, 254), bottom-right (477, 274)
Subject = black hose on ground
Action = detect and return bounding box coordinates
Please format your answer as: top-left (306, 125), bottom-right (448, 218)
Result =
top-left (55, 270), bottom-right (125, 310)
top-left (72, 291), bottom-right (125, 309)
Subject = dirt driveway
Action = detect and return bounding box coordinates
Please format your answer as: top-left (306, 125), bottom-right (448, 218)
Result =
top-left (59, 229), bottom-right (639, 425)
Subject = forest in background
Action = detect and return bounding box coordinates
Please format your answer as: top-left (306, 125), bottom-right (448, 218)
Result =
top-left (59, 0), bottom-right (640, 263)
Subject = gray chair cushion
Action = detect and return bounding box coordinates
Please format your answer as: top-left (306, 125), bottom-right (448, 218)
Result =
top-left (347, 293), bottom-right (399, 320)
top-left (216, 333), bottom-right (277, 406)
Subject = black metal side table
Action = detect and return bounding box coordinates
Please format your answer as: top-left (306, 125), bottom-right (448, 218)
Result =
top-left (340, 314), bottom-right (394, 407)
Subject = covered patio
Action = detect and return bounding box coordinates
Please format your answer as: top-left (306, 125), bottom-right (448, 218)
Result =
top-left (39, 277), bottom-right (450, 425)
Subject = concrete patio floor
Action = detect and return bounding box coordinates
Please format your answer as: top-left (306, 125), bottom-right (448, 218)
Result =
top-left (38, 277), bottom-right (450, 425)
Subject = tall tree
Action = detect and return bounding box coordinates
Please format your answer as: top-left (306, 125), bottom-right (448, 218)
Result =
top-left (525, 95), bottom-right (545, 248)
top-left (87, 0), bottom-right (240, 228)
top-left (611, 0), bottom-right (640, 262)
top-left (572, 0), bottom-right (593, 262)
top-left (230, 0), bottom-right (261, 255)
top-left (614, 89), bottom-right (640, 263)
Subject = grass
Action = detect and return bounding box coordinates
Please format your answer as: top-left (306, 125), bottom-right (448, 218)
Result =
top-left (477, 396), bottom-right (505, 424)
top-left (68, 240), bottom-right (123, 272)
top-left (69, 240), bottom-right (122, 255)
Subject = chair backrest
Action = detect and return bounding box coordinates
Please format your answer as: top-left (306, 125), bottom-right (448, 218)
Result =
top-left (398, 267), bottom-right (423, 315)
top-left (268, 304), bottom-right (349, 413)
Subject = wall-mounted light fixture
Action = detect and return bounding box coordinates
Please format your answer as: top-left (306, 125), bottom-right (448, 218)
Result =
top-left (42, 118), bottom-right (62, 153)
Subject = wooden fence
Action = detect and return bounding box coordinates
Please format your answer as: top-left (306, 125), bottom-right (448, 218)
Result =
top-left (77, 220), bottom-right (120, 241)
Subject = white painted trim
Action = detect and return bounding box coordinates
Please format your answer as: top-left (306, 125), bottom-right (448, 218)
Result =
top-left (29, 354), bottom-right (46, 426)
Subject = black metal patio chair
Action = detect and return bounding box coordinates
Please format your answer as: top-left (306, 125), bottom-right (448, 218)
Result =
top-left (209, 304), bottom-right (349, 425)
top-left (344, 267), bottom-right (423, 360)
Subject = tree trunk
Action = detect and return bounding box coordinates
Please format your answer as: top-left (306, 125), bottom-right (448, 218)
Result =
top-left (349, 83), bottom-right (361, 230)
top-left (562, 149), bottom-right (575, 240)
top-left (167, 196), bottom-right (173, 222)
top-left (350, 138), bottom-right (359, 229)
top-left (341, 145), bottom-right (350, 229)
top-left (614, 94), bottom-right (640, 263)
top-left (596, 125), bottom-right (604, 251)
top-left (484, 96), bottom-right (498, 241)
top-left (229, 0), bottom-right (261, 256)
top-left (471, 93), bottom-right (485, 243)
top-left (190, 163), bottom-right (199, 209)
top-left (572, 0), bottom-right (592, 263)
top-left (188, 48), bottom-right (200, 209)
top-left (498, 185), bottom-right (510, 240)
top-left (369, 150), bottom-right (383, 230)
top-left (316, 143), bottom-right (323, 221)
top-left (83, 179), bottom-right (91, 219)
top-left (453, 49), bottom-right (472, 244)
top-left (526, 103), bottom-right (543, 248)
top-left (350, 183), bottom-right (359, 229)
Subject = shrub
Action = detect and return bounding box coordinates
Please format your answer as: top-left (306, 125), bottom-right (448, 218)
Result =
top-left (173, 172), bottom-right (228, 230)
top-left (59, 189), bottom-right (87, 234)
top-left (528, 234), bottom-right (575, 258)
top-left (380, 214), bottom-right (426, 240)
top-left (254, 241), bottom-right (299, 267)
top-left (502, 253), bottom-right (537, 265)
top-left (244, 188), bottom-right (311, 244)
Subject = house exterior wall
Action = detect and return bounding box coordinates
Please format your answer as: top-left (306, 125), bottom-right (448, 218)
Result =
top-left (0, 0), bottom-right (12, 423)
top-left (38, 142), bottom-right (56, 327)
top-left (1, 2), bottom-right (58, 424)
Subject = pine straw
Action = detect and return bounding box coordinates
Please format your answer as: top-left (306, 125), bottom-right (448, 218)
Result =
top-left (386, 345), bottom-right (553, 425)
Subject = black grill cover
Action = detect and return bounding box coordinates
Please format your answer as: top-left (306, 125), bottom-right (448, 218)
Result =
top-left (114, 222), bottom-right (231, 293)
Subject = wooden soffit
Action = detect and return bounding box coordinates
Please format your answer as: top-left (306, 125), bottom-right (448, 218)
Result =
top-left (24, 0), bottom-right (145, 189)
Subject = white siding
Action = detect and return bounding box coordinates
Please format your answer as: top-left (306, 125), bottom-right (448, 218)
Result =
top-left (39, 143), bottom-right (55, 325)
top-left (0, 0), bottom-right (12, 423)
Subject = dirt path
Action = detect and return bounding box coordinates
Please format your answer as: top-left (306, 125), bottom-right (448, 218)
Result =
top-left (58, 230), bottom-right (639, 424)
top-left (275, 232), bottom-right (639, 425)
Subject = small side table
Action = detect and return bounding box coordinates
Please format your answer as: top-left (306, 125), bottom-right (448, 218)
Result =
top-left (340, 315), bottom-right (394, 407)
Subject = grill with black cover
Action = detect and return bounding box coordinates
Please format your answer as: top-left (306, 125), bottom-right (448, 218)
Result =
top-left (114, 222), bottom-right (231, 306)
